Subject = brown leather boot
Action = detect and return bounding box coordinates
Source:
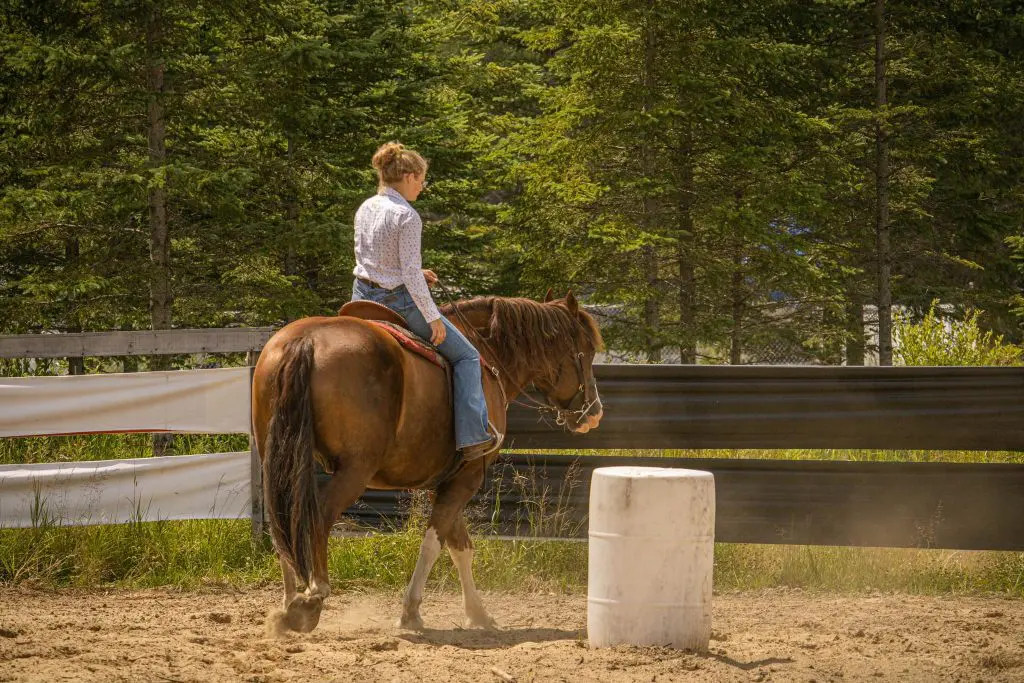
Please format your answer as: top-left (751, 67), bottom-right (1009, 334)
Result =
top-left (461, 423), bottom-right (504, 462)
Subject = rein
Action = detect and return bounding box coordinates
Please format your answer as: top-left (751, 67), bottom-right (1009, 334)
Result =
top-left (434, 280), bottom-right (595, 428)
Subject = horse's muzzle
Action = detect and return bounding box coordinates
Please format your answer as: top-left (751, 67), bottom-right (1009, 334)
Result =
top-left (571, 406), bottom-right (603, 434)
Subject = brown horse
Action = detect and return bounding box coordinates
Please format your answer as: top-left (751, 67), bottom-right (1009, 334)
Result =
top-left (251, 289), bottom-right (604, 633)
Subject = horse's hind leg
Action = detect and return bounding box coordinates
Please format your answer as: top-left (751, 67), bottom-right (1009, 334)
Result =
top-left (280, 557), bottom-right (297, 609)
top-left (282, 458), bottom-right (373, 633)
top-left (310, 460), bottom-right (374, 599)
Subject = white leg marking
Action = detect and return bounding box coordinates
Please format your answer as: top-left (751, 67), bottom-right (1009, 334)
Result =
top-left (281, 557), bottom-right (297, 610)
top-left (449, 545), bottom-right (496, 629)
top-left (398, 527), bottom-right (441, 628)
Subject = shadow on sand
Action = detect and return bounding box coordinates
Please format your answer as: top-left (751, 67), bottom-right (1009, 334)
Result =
top-left (399, 627), bottom-right (796, 673)
top-left (398, 626), bottom-right (584, 650)
top-left (395, 626), bottom-right (794, 671)
top-left (707, 653), bottom-right (795, 671)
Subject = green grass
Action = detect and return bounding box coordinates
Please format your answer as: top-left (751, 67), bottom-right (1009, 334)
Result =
top-left (0, 433), bottom-right (248, 466)
top-left (325, 531), bottom-right (590, 594)
top-left (3, 518), bottom-right (1021, 598)
top-left (1, 434), bottom-right (1023, 595)
top-left (5, 434), bottom-right (1023, 466)
top-left (0, 519), bottom-right (277, 588)
top-left (509, 447), bottom-right (1024, 464)
top-left (713, 543), bottom-right (1024, 595)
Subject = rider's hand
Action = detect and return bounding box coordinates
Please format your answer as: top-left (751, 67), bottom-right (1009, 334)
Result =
top-left (429, 318), bottom-right (447, 345)
top-left (423, 269), bottom-right (438, 286)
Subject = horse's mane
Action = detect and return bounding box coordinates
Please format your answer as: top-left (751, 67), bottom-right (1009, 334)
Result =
top-left (440, 296), bottom-right (604, 386)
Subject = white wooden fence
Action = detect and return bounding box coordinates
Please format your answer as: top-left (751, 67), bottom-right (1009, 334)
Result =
top-left (0, 329), bottom-right (273, 537)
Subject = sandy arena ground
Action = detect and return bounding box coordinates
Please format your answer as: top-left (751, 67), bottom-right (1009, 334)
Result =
top-left (0, 586), bottom-right (1022, 682)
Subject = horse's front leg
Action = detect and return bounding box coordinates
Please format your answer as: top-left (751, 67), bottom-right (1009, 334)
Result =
top-left (397, 525), bottom-right (442, 629)
top-left (447, 515), bottom-right (496, 629)
top-left (396, 460), bottom-right (494, 630)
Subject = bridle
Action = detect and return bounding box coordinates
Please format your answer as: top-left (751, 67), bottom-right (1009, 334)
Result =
top-left (435, 280), bottom-right (597, 430)
top-left (547, 347), bottom-right (598, 428)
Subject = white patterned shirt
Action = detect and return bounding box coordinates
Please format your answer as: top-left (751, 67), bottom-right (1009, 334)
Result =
top-left (353, 187), bottom-right (441, 323)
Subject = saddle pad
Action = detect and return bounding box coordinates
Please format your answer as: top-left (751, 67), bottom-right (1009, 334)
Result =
top-left (366, 320), bottom-right (496, 376)
top-left (367, 320), bottom-right (447, 369)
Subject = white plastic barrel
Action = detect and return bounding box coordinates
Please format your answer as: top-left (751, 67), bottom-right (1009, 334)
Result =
top-left (587, 466), bottom-right (715, 651)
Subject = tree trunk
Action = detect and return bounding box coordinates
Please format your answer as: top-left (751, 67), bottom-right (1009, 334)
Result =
top-left (640, 2), bottom-right (661, 364)
top-left (146, 5), bottom-right (173, 455)
top-left (642, 246), bottom-right (661, 363)
top-left (147, 6), bottom-right (170, 334)
top-left (678, 254), bottom-right (696, 364)
top-left (284, 135), bottom-right (298, 273)
top-left (677, 142), bottom-right (697, 365)
top-left (283, 135), bottom-right (299, 323)
top-left (845, 297), bottom-right (866, 366)
top-left (874, 0), bottom-right (893, 366)
top-left (729, 239), bottom-right (744, 366)
top-left (65, 237), bottom-right (85, 376)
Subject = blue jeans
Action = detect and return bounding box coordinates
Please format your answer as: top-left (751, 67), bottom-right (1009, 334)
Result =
top-left (351, 279), bottom-right (492, 450)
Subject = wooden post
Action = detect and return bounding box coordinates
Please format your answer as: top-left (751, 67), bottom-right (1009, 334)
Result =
top-left (247, 350), bottom-right (265, 543)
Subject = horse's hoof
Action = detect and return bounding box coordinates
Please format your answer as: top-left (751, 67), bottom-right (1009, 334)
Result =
top-left (464, 614), bottom-right (498, 630)
top-left (286, 594), bottom-right (324, 633)
top-left (396, 613), bottom-right (424, 630)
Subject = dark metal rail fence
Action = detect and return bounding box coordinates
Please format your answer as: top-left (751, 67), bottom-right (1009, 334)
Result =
top-left (343, 454), bottom-right (1024, 550)
top-left (342, 365), bottom-right (1024, 550)
top-left (503, 364), bottom-right (1024, 451)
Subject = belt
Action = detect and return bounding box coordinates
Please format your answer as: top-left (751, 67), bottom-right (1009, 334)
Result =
top-left (357, 276), bottom-right (384, 289)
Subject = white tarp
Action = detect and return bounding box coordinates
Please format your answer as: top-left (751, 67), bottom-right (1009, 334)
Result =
top-left (0, 451), bottom-right (251, 527)
top-left (0, 367), bottom-right (251, 437)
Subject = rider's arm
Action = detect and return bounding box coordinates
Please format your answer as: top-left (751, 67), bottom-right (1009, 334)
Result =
top-left (397, 208), bottom-right (442, 323)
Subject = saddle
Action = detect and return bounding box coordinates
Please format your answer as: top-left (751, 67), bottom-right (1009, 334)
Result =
top-left (338, 300), bottom-right (448, 371)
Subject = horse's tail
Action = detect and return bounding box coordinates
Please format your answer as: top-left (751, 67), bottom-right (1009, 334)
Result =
top-left (264, 335), bottom-right (323, 587)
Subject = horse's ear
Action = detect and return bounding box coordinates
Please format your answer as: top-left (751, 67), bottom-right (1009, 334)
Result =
top-left (566, 290), bottom-right (579, 315)
top-left (544, 288), bottom-right (555, 303)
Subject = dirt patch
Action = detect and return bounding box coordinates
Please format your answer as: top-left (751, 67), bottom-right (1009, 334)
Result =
top-left (0, 586), bottom-right (1022, 681)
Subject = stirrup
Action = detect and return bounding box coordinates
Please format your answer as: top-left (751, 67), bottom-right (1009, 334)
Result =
top-left (461, 423), bottom-right (504, 462)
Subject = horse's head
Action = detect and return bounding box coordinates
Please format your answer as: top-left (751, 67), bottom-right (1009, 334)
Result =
top-left (444, 291), bottom-right (605, 434)
top-left (532, 288), bottom-right (604, 434)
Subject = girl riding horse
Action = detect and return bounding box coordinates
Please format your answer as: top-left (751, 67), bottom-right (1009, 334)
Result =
top-left (251, 143), bottom-right (604, 634)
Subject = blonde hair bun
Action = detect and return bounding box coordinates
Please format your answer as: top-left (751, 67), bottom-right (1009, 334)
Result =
top-left (371, 142), bottom-right (405, 171)
top-left (372, 141), bottom-right (428, 187)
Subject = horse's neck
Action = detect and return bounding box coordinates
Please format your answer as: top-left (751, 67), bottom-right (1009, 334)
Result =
top-left (448, 300), bottom-right (490, 334)
top-left (448, 299), bottom-right (519, 390)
